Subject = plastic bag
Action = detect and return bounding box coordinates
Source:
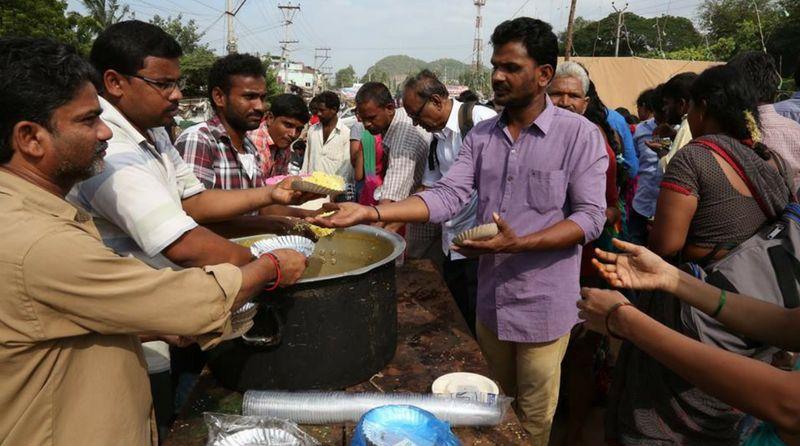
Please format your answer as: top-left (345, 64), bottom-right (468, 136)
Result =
top-left (350, 405), bottom-right (461, 446)
top-left (204, 412), bottom-right (319, 446)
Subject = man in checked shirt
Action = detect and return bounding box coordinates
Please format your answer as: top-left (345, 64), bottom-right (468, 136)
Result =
top-left (177, 53), bottom-right (314, 219)
top-left (355, 82), bottom-right (442, 263)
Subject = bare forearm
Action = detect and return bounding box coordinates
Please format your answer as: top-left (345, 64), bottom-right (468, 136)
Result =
top-left (671, 270), bottom-right (800, 351)
top-left (351, 141), bottom-right (364, 181)
top-left (233, 257), bottom-right (277, 310)
top-left (517, 219), bottom-right (585, 252)
top-left (616, 307), bottom-right (800, 433)
top-left (163, 226), bottom-right (253, 267)
top-left (182, 188), bottom-right (271, 223)
top-left (372, 196), bottom-right (430, 223)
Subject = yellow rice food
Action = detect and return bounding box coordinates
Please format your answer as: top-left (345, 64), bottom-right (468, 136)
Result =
top-left (305, 171), bottom-right (345, 191)
top-left (308, 211), bottom-right (336, 237)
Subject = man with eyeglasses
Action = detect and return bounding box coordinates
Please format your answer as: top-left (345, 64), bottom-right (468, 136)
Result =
top-left (400, 70), bottom-right (496, 335)
top-left (69, 20), bottom-right (318, 434)
top-left (354, 82), bottom-right (440, 261)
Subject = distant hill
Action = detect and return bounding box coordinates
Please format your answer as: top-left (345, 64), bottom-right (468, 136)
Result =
top-left (361, 55), bottom-right (478, 88)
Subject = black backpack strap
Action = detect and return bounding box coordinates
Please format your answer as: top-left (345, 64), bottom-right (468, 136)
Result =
top-left (767, 246), bottom-right (800, 308)
top-left (705, 270), bottom-right (738, 294)
top-left (458, 101), bottom-right (476, 137)
top-left (696, 242), bottom-right (739, 267)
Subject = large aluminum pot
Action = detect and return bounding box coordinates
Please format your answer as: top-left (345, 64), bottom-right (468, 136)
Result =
top-left (206, 225), bottom-right (405, 391)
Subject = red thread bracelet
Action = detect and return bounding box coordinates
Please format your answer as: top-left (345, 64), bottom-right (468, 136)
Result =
top-left (261, 252), bottom-right (281, 291)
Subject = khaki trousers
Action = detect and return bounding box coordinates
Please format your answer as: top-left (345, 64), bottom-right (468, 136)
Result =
top-left (476, 320), bottom-right (570, 446)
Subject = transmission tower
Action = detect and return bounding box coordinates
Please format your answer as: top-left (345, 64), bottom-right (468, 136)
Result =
top-left (472, 0), bottom-right (486, 74)
top-left (278, 2), bottom-right (301, 92)
top-left (225, 0), bottom-right (237, 53)
top-left (313, 47), bottom-right (331, 94)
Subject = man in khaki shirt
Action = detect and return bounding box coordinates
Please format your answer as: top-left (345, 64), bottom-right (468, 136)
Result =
top-left (0, 38), bottom-right (308, 446)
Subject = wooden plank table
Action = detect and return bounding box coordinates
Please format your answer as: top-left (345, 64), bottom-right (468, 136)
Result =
top-left (163, 259), bottom-right (529, 445)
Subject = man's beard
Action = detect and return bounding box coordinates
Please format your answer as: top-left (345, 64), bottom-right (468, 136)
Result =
top-left (56, 141), bottom-right (107, 182)
top-left (226, 109), bottom-right (262, 133)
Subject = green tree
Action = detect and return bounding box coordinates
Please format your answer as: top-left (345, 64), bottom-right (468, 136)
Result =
top-left (335, 65), bottom-right (356, 88)
top-left (360, 69), bottom-right (390, 85)
top-left (567, 13), bottom-right (702, 57)
top-left (150, 15), bottom-right (207, 53)
top-left (179, 48), bottom-right (216, 98)
top-left (655, 36), bottom-right (736, 61)
top-left (1, 0), bottom-right (78, 43)
top-left (766, 0), bottom-right (800, 77)
top-left (699, 0), bottom-right (781, 50)
top-left (147, 14), bottom-right (216, 98)
top-left (79, 0), bottom-right (131, 35)
top-left (698, 0), bottom-right (798, 73)
top-left (262, 59), bottom-right (283, 99)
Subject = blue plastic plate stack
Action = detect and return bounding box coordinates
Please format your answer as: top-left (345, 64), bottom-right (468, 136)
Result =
top-left (350, 405), bottom-right (461, 446)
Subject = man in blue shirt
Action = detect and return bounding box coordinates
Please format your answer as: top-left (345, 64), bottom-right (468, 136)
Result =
top-left (606, 106), bottom-right (638, 177)
top-left (774, 59), bottom-right (800, 124)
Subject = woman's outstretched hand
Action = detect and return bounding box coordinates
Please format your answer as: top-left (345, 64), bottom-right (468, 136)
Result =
top-left (592, 238), bottom-right (680, 293)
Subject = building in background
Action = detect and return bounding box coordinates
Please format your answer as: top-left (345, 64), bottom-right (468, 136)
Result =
top-left (262, 55), bottom-right (327, 97)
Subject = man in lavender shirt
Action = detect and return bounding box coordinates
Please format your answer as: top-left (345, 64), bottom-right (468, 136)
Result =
top-left (310, 18), bottom-right (607, 444)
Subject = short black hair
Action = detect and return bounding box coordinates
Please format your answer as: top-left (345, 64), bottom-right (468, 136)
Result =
top-left (636, 88), bottom-right (656, 109)
top-left (615, 107), bottom-right (638, 124)
top-left (662, 72), bottom-right (698, 102)
top-left (404, 69), bottom-right (448, 100)
top-left (207, 53), bottom-right (265, 106)
top-left (728, 51), bottom-right (781, 104)
top-left (0, 38), bottom-right (99, 164)
top-left (457, 90), bottom-right (480, 103)
top-left (355, 82), bottom-right (394, 107)
top-left (313, 91), bottom-right (340, 110)
top-left (90, 20), bottom-right (182, 77)
top-left (490, 17), bottom-right (558, 71)
top-left (269, 93), bottom-right (310, 123)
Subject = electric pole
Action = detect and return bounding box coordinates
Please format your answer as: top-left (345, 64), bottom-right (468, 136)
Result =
top-left (278, 2), bottom-right (301, 92)
top-left (225, 0), bottom-right (237, 54)
top-left (313, 47), bottom-right (331, 94)
top-left (564, 0), bottom-right (578, 60)
top-left (612, 2), bottom-right (628, 57)
top-left (472, 0), bottom-right (486, 91)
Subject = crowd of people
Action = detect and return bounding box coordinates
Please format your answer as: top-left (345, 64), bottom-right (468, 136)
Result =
top-left (1, 12), bottom-right (800, 446)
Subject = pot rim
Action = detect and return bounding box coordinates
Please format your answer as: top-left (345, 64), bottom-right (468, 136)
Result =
top-left (231, 224), bottom-right (406, 284)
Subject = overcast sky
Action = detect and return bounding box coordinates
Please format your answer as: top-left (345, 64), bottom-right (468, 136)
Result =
top-left (66, 0), bottom-right (705, 76)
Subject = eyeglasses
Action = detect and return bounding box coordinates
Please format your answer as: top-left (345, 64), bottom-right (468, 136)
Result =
top-left (407, 96), bottom-right (431, 121)
top-left (123, 73), bottom-right (185, 95)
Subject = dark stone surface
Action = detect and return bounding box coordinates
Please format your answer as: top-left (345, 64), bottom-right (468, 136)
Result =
top-left (163, 260), bottom-right (529, 446)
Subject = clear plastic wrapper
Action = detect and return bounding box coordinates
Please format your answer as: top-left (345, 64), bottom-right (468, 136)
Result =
top-left (204, 412), bottom-right (319, 446)
top-left (351, 405), bottom-right (461, 446)
top-left (241, 391), bottom-right (513, 427)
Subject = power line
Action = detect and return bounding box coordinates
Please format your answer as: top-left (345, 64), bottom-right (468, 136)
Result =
top-left (185, 0), bottom-right (223, 12)
top-left (511, 0), bottom-right (532, 18)
top-left (278, 2), bottom-right (301, 92)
